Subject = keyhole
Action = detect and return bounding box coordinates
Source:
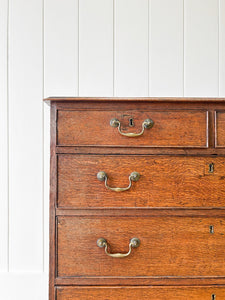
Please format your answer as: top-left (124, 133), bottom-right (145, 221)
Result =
top-left (210, 225), bottom-right (214, 234)
top-left (209, 163), bottom-right (214, 173)
top-left (211, 294), bottom-right (216, 300)
top-left (129, 118), bottom-right (134, 127)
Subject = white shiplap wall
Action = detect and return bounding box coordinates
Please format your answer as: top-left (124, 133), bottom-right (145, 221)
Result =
top-left (0, 0), bottom-right (225, 299)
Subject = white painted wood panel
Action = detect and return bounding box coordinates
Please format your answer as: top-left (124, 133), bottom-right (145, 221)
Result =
top-left (0, 273), bottom-right (47, 300)
top-left (8, 0), bottom-right (43, 271)
top-left (115, 0), bottom-right (149, 96)
top-left (219, 0), bottom-right (225, 96)
top-left (0, 0), bottom-right (9, 272)
top-left (79, 0), bottom-right (113, 96)
top-left (44, 0), bottom-right (78, 97)
top-left (1, 0), bottom-right (225, 298)
top-left (150, 0), bottom-right (183, 96)
top-left (184, 0), bottom-right (219, 96)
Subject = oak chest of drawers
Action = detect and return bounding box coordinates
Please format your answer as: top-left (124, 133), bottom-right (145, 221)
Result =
top-left (45, 97), bottom-right (225, 300)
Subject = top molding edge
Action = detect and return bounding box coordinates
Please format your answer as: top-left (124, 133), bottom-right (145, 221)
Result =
top-left (44, 97), bottom-right (225, 102)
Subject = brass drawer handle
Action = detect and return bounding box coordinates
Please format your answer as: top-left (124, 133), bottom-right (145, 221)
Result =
top-left (97, 237), bottom-right (140, 258)
top-left (110, 118), bottom-right (154, 137)
top-left (97, 171), bottom-right (140, 192)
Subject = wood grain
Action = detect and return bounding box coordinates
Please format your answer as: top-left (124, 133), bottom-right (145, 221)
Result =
top-left (55, 276), bottom-right (225, 286)
top-left (50, 99), bottom-right (225, 112)
top-left (47, 98), bottom-right (225, 298)
top-left (57, 216), bottom-right (225, 278)
top-left (55, 208), bottom-right (225, 218)
top-left (57, 110), bottom-right (208, 147)
top-left (56, 145), bottom-right (225, 155)
top-left (44, 97), bottom-right (225, 103)
top-left (57, 286), bottom-right (225, 300)
top-left (57, 155), bottom-right (225, 208)
top-left (215, 111), bottom-right (225, 147)
top-left (49, 104), bottom-right (57, 300)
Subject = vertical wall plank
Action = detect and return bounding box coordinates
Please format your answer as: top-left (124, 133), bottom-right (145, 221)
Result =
top-left (8, 0), bottom-right (43, 271)
top-left (115, 0), bottom-right (148, 96)
top-left (44, 0), bottom-right (78, 97)
top-left (0, 0), bottom-right (9, 271)
top-left (219, 0), bottom-right (225, 96)
top-left (184, 0), bottom-right (219, 96)
top-left (44, 0), bottom-right (79, 271)
top-left (150, 0), bottom-right (183, 96)
top-left (79, 0), bottom-right (113, 96)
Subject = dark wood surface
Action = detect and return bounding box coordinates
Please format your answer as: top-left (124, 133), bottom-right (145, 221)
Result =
top-left (55, 208), bottom-right (225, 217)
top-left (57, 110), bottom-right (208, 147)
top-left (55, 146), bottom-right (225, 155)
top-left (57, 155), bottom-right (225, 208)
top-left (46, 98), bottom-right (225, 299)
top-left (49, 104), bottom-right (57, 300)
top-left (216, 111), bottom-right (225, 147)
top-left (56, 286), bottom-right (225, 300)
top-left (55, 276), bottom-right (225, 286)
top-left (57, 216), bottom-right (225, 278)
top-left (44, 97), bottom-right (225, 103)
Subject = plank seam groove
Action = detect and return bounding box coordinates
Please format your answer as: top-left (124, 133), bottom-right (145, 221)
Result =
top-left (42, 0), bottom-right (44, 273)
top-left (6, 0), bottom-right (9, 273)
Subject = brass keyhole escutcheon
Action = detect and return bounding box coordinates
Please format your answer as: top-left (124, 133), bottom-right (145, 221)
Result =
top-left (129, 118), bottom-right (134, 127)
top-left (209, 163), bottom-right (214, 173)
top-left (209, 225), bottom-right (214, 234)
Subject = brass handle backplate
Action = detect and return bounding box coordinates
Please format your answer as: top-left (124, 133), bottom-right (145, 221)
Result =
top-left (97, 171), bottom-right (140, 192)
top-left (97, 237), bottom-right (140, 258)
top-left (110, 118), bottom-right (154, 137)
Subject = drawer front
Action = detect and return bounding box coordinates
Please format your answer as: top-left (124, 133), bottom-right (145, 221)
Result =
top-left (57, 287), bottom-right (224, 300)
top-left (57, 155), bottom-right (225, 208)
top-left (216, 111), bottom-right (225, 147)
top-left (57, 110), bottom-right (208, 147)
top-left (57, 216), bottom-right (225, 278)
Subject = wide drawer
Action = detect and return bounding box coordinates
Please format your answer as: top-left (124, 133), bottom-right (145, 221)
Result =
top-left (56, 286), bottom-right (224, 300)
top-left (57, 110), bottom-right (208, 147)
top-left (57, 155), bottom-right (225, 208)
top-left (57, 216), bottom-right (225, 278)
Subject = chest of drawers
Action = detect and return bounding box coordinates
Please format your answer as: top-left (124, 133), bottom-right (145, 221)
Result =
top-left (45, 97), bottom-right (225, 300)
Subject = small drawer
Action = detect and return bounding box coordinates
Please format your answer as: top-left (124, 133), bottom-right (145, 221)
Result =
top-left (57, 216), bottom-right (225, 279)
top-left (215, 111), bottom-right (225, 147)
top-left (57, 110), bottom-right (208, 148)
top-left (57, 155), bottom-right (225, 208)
top-left (56, 286), bottom-right (224, 300)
